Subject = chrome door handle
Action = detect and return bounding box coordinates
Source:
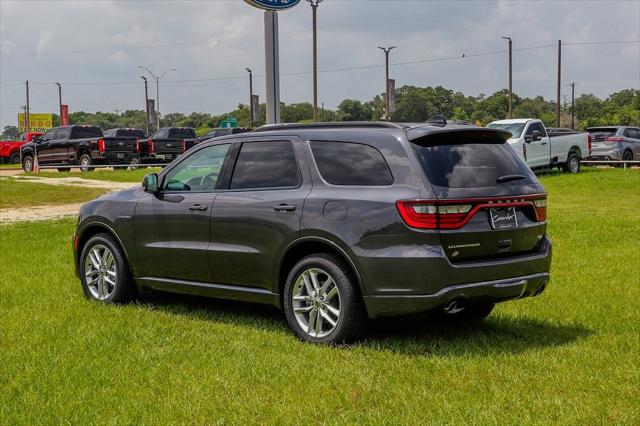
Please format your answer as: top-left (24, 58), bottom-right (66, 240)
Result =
top-left (189, 204), bottom-right (208, 211)
top-left (274, 204), bottom-right (296, 212)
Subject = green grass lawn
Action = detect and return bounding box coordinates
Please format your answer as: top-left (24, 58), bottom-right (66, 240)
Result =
top-left (24, 167), bottom-right (163, 183)
top-left (0, 179), bottom-right (109, 209)
top-left (1, 168), bottom-right (638, 424)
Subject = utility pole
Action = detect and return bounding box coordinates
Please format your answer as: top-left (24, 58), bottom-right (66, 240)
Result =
top-left (54, 82), bottom-right (62, 125)
top-left (245, 68), bottom-right (254, 127)
top-left (25, 81), bottom-right (30, 132)
top-left (556, 40), bottom-right (561, 127)
top-left (138, 66), bottom-right (175, 129)
top-left (306, 0), bottom-right (323, 122)
top-left (141, 76), bottom-right (149, 135)
top-left (501, 36), bottom-right (512, 118)
top-left (378, 46), bottom-right (395, 120)
top-left (321, 101), bottom-right (325, 122)
top-left (570, 82), bottom-right (576, 130)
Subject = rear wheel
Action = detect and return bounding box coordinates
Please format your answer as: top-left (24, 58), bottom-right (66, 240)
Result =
top-left (622, 150), bottom-right (633, 165)
top-left (563, 151), bottom-right (581, 173)
top-left (8, 152), bottom-right (20, 164)
top-left (78, 154), bottom-right (94, 172)
top-left (22, 155), bottom-right (34, 172)
top-left (79, 233), bottom-right (136, 303)
top-left (283, 254), bottom-right (366, 344)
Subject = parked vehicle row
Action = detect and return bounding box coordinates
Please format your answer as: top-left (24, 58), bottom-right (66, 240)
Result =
top-left (586, 126), bottom-right (640, 162)
top-left (0, 132), bottom-right (43, 164)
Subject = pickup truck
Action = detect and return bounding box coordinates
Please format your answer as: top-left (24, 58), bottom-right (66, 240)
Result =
top-left (184, 127), bottom-right (252, 150)
top-left (139, 127), bottom-right (196, 164)
top-left (0, 132), bottom-right (43, 164)
top-left (487, 119), bottom-right (591, 173)
top-left (20, 125), bottom-right (140, 172)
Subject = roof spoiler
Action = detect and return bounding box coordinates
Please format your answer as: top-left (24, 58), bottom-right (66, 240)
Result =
top-left (407, 127), bottom-right (512, 144)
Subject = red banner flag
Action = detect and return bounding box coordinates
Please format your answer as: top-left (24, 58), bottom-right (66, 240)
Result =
top-left (60, 105), bottom-right (69, 125)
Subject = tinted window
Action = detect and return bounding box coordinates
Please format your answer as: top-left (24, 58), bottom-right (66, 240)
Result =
top-left (525, 122), bottom-right (546, 137)
top-left (310, 141), bottom-right (393, 186)
top-left (203, 130), bottom-right (218, 139)
top-left (230, 141), bottom-right (300, 189)
top-left (57, 128), bottom-right (70, 139)
top-left (71, 127), bottom-right (102, 139)
top-left (115, 129), bottom-right (146, 138)
top-left (412, 141), bottom-right (535, 188)
top-left (104, 129), bottom-right (115, 137)
top-left (624, 128), bottom-right (639, 139)
top-left (169, 128), bottom-right (196, 139)
top-left (163, 144), bottom-right (230, 192)
top-left (150, 129), bottom-right (167, 139)
top-left (42, 129), bottom-right (57, 141)
top-left (487, 122), bottom-right (525, 138)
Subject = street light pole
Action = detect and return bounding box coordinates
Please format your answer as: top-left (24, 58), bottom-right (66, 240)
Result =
top-left (141, 76), bottom-right (149, 135)
top-left (138, 66), bottom-right (175, 130)
top-left (54, 82), bottom-right (62, 125)
top-left (378, 46), bottom-right (395, 120)
top-left (306, 0), bottom-right (323, 122)
top-left (245, 68), bottom-right (254, 127)
top-left (25, 81), bottom-right (30, 132)
top-left (570, 82), bottom-right (575, 130)
top-left (501, 36), bottom-right (512, 118)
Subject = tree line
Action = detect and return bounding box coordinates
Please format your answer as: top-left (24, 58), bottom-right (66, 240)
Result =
top-left (2, 87), bottom-right (638, 139)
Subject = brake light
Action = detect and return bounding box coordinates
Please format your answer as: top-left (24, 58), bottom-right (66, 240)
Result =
top-left (148, 140), bottom-right (155, 153)
top-left (182, 140), bottom-right (186, 152)
top-left (396, 195), bottom-right (547, 230)
top-left (587, 134), bottom-right (592, 152)
top-left (97, 139), bottom-right (106, 153)
top-left (606, 137), bottom-right (623, 144)
top-left (135, 140), bottom-right (140, 152)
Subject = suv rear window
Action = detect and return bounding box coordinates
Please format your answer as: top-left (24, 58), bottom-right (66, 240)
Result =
top-left (310, 141), bottom-right (393, 186)
top-left (116, 129), bottom-right (146, 138)
top-left (169, 128), bottom-right (196, 139)
top-left (411, 140), bottom-right (534, 188)
top-left (230, 141), bottom-right (300, 189)
top-left (70, 127), bottom-right (103, 139)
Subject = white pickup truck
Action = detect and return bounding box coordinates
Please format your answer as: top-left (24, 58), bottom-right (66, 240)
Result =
top-left (487, 119), bottom-right (591, 173)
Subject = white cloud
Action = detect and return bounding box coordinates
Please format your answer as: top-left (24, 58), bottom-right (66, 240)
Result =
top-left (35, 30), bottom-right (54, 55)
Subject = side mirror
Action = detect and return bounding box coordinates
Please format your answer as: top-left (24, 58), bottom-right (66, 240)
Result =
top-left (532, 130), bottom-right (542, 141)
top-left (32, 136), bottom-right (43, 143)
top-left (524, 135), bottom-right (533, 143)
top-left (142, 173), bottom-right (159, 193)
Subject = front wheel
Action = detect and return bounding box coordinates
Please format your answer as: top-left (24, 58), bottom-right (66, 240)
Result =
top-left (563, 152), bottom-right (581, 173)
top-left (78, 154), bottom-right (94, 172)
top-left (79, 233), bottom-right (136, 303)
top-left (22, 155), bottom-right (34, 172)
top-left (283, 254), bottom-right (366, 344)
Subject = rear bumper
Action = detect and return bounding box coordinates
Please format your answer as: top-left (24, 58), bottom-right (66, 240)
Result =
top-left (364, 272), bottom-right (549, 318)
top-left (587, 149), bottom-right (621, 161)
top-left (95, 152), bottom-right (139, 164)
top-left (142, 152), bottom-right (182, 162)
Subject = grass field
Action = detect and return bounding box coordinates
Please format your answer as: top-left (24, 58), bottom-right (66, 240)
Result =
top-left (0, 179), bottom-right (108, 209)
top-left (1, 167), bottom-right (638, 424)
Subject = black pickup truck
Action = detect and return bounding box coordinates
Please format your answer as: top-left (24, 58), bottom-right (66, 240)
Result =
top-left (184, 127), bottom-right (252, 150)
top-left (20, 125), bottom-right (140, 172)
top-left (139, 127), bottom-right (196, 164)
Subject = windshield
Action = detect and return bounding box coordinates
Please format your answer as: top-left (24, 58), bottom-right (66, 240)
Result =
top-left (487, 123), bottom-right (526, 138)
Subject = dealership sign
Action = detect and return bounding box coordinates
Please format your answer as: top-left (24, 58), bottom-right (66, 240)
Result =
top-left (243, 0), bottom-right (301, 10)
top-left (18, 113), bottom-right (53, 133)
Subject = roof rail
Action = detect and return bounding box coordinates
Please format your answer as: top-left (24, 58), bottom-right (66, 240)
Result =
top-left (253, 121), bottom-right (405, 132)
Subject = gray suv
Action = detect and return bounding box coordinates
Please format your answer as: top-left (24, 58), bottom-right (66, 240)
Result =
top-left (73, 122), bottom-right (552, 344)
top-left (587, 126), bottom-right (640, 162)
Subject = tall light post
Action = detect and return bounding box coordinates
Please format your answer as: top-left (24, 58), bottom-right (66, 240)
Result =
top-left (140, 76), bottom-right (150, 135)
top-left (306, 0), bottom-right (323, 122)
top-left (245, 68), bottom-right (254, 128)
top-left (501, 36), bottom-right (512, 118)
top-left (138, 66), bottom-right (175, 129)
top-left (54, 82), bottom-right (62, 125)
top-left (378, 46), bottom-right (395, 120)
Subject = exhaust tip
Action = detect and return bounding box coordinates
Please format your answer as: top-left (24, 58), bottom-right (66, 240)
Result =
top-left (443, 299), bottom-right (465, 314)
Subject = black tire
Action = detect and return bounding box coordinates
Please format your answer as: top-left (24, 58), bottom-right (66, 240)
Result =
top-left (79, 233), bottom-right (136, 304)
top-left (563, 151), bottom-right (581, 173)
top-left (283, 254), bottom-right (367, 344)
top-left (22, 155), bottom-right (34, 173)
top-left (445, 302), bottom-right (495, 323)
top-left (78, 154), bottom-right (94, 172)
top-left (8, 152), bottom-right (20, 164)
top-left (622, 150), bottom-right (633, 165)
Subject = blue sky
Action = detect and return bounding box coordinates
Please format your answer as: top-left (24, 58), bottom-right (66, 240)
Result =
top-left (1, 0), bottom-right (638, 128)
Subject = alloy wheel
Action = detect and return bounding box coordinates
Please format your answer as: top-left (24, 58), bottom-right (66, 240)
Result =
top-left (80, 157), bottom-right (90, 172)
top-left (84, 244), bottom-right (118, 300)
top-left (292, 268), bottom-right (341, 338)
top-left (569, 156), bottom-right (579, 172)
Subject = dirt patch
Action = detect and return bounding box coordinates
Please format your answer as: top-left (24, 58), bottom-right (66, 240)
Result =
top-left (0, 203), bottom-right (83, 224)
top-left (7, 175), bottom-right (136, 190)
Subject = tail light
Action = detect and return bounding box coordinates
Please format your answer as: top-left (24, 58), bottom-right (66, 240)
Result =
top-left (587, 134), bottom-right (592, 152)
top-left (148, 140), bottom-right (155, 153)
top-left (606, 136), bottom-right (623, 144)
top-left (97, 138), bottom-right (106, 153)
top-left (135, 140), bottom-right (140, 152)
top-left (396, 194), bottom-right (547, 230)
top-left (182, 140), bottom-right (186, 152)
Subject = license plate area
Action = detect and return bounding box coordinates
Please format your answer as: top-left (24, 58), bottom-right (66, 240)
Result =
top-left (489, 207), bottom-right (518, 230)
top-left (116, 153), bottom-right (125, 159)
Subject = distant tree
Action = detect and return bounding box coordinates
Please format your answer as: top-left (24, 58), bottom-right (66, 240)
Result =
top-left (336, 99), bottom-right (371, 121)
top-left (1, 125), bottom-right (19, 140)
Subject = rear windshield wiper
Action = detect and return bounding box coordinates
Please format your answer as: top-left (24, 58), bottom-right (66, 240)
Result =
top-left (496, 174), bottom-right (527, 183)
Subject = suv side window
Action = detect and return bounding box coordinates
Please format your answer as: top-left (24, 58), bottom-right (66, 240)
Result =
top-left (310, 141), bottom-right (393, 186)
top-left (625, 128), bottom-right (639, 139)
top-left (57, 128), bottom-right (70, 139)
top-left (230, 141), bottom-right (300, 190)
top-left (42, 129), bottom-right (57, 141)
top-left (163, 144), bottom-right (230, 192)
top-left (526, 122), bottom-right (546, 138)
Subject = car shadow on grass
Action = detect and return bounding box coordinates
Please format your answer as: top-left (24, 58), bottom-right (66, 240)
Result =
top-left (137, 292), bottom-right (592, 357)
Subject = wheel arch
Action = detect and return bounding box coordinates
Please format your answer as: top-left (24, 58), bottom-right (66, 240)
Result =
top-left (277, 237), bottom-right (364, 305)
top-left (77, 221), bottom-right (135, 276)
